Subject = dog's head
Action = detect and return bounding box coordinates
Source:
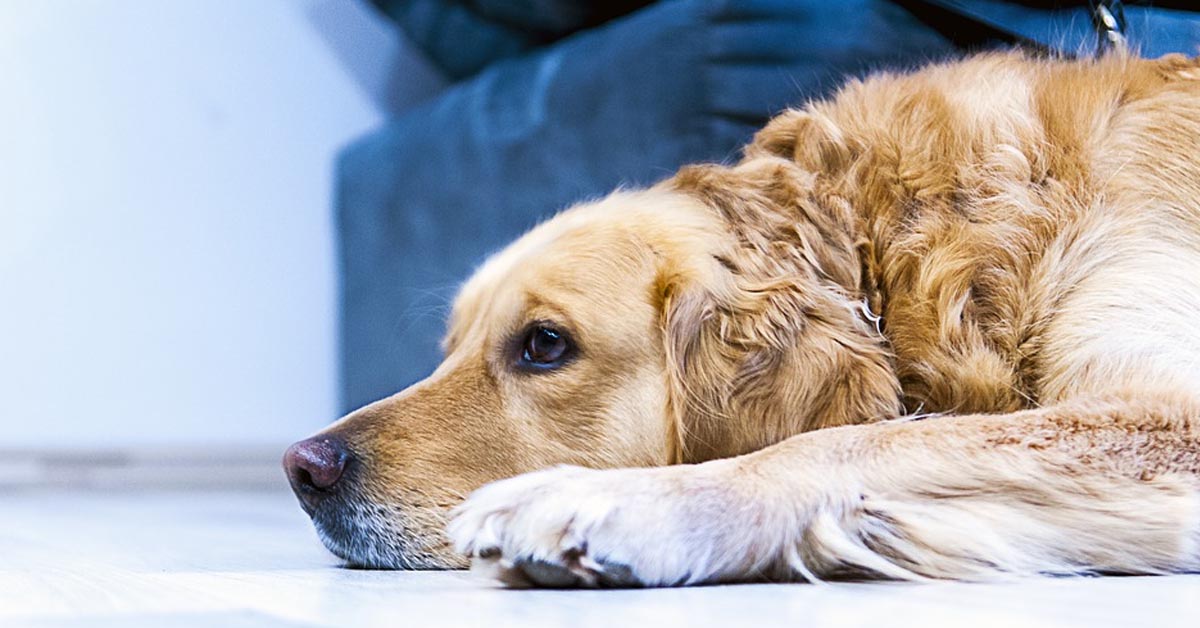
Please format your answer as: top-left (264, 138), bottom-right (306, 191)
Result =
top-left (283, 156), bottom-right (900, 568)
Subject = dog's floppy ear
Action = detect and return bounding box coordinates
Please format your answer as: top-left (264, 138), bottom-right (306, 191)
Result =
top-left (660, 159), bottom-right (901, 464)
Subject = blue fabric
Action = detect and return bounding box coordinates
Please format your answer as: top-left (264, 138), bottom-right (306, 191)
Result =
top-left (370, 0), bottom-right (652, 78)
top-left (907, 1), bottom-right (1200, 57)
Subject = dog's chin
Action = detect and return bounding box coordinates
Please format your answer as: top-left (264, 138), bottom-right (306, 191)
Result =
top-left (308, 501), bottom-right (465, 570)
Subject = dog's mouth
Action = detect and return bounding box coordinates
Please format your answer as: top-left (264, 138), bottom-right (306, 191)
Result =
top-left (303, 489), bottom-right (466, 570)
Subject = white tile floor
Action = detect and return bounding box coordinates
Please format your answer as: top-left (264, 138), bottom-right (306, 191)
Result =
top-left (3, 488), bottom-right (1199, 628)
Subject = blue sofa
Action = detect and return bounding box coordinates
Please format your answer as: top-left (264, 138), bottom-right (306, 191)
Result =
top-left (337, 0), bottom-right (1200, 410)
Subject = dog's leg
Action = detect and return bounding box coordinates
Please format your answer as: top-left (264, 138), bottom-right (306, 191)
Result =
top-left (448, 394), bottom-right (1200, 587)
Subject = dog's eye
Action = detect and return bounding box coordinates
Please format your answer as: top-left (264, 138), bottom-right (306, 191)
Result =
top-left (518, 325), bottom-right (573, 370)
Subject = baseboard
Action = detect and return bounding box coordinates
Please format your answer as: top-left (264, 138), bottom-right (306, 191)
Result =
top-left (0, 446), bottom-right (289, 490)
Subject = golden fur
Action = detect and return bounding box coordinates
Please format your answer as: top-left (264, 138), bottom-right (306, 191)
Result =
top-left (298, 52), bottom-right (1200, 584)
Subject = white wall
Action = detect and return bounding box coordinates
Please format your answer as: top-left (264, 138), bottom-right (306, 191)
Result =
top-left (0, 1), bottom-right (402, 448)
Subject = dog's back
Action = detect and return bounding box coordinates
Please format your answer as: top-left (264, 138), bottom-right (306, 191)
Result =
top-left (752, 52), bottom-right (1200, 415)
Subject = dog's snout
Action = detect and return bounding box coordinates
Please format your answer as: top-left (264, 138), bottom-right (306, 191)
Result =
top-left (283, 437), bottom-right (350, 511)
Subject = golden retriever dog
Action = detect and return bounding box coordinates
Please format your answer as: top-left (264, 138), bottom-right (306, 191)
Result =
top-left (284, 51), bottom-right (1200, 586)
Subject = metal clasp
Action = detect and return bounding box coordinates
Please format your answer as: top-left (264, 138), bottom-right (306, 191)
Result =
top-left (1091, 0), bottom-right (1128, 55)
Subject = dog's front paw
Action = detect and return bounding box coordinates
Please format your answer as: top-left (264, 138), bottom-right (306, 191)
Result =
top-left (447, 462), bottom-right (755, 588)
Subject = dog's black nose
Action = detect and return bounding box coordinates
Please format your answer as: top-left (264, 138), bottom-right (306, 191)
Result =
top-left (283, 437), bottom-right (350, 512)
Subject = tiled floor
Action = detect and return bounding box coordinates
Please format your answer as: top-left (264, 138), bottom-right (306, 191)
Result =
top-left (3, 488), bottom-right (1198, 627)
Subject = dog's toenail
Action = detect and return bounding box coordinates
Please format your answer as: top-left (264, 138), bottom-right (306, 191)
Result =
top-left (594, 558), bottom-right (641, 588)
top-left (518, 559), bottom-right (581, 588)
